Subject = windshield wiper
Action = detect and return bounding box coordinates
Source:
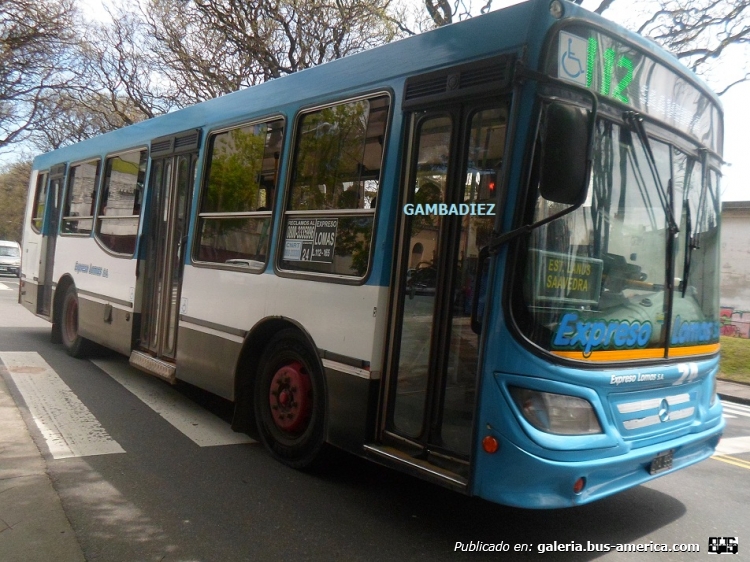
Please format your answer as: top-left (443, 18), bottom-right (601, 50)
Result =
top-left (681, 202), bottom-right (695, 297)
top-left (623, 111), bottom-right (679, 236)
top-left (681, 152), bottom-right (707, 297)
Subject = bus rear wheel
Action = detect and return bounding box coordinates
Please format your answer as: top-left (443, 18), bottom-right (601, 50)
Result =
top-left (60, 285), bottom-right (92, 358)
top-left (254, 330), bottom-right (326, 469)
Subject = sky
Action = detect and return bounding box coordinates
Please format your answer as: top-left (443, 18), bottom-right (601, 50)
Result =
top-left (20, 0), bottom-right (750, 201)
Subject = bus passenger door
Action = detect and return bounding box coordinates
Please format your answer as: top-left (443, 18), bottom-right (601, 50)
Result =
top-left (380, 103), bottom-right (507, 485)
top-left (134, 130), bottom-right (200, 376)
top-left (39, 165), bottom-right (65, 316)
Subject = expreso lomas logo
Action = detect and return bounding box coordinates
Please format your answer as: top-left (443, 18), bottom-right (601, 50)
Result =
top-left (553, 313), bottom-right (653, 356)
top-left (552, 313), bottom-right (721, 356)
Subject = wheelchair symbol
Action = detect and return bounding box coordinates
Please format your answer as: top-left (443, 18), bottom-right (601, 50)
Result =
top-left (561, 38), bottom-right (584, 79)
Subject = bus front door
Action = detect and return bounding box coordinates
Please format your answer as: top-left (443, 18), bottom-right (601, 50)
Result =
top-left (137, 133), bottom-right (199, 373)
top-left (382, 103), bottom-right (507, 485)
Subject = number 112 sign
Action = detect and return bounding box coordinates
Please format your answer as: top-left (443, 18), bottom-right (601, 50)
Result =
top-left (558, 30), bottom-right (634, 103)
top-left (552, 27), bottom-right (721, 154)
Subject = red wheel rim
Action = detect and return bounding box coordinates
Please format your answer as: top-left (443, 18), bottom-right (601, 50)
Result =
top-left (64, 296), bottom-right (78, 343)
top-left (268, 361), bottom-right (312, 434)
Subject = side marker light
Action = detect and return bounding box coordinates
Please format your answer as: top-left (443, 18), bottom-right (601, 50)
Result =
top-left (573, 477), bottom-right (586, 494)
top-left (482, 435), bottom-right (499, 454)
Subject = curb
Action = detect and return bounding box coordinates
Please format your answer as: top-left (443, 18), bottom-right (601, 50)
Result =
top-left (718, 392), bottom-right (750, 407)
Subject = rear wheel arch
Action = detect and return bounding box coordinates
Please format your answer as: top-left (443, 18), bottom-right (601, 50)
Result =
top-left (231, 318), bottom-right (325, 436)
top-left (51, 274), bottom-right (75, 343)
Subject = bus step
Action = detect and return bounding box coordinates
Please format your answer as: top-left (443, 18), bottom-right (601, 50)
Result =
top-left (362, 444), bottom-right (468, 491)
top-left (129, 350), bottom-right (176, 384)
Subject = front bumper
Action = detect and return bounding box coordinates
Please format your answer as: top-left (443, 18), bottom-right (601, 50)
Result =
top-left (473, 417), bottom-right (724, 508)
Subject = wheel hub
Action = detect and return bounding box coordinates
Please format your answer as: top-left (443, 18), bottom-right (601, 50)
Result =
top-left (269, 361), bottom-right (312, 433)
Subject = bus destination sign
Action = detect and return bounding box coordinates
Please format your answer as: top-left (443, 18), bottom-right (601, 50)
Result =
top-left (530, 250), bottom-right (603, 306)
top-left (283, 218), bottom-right (338, 263)
top-left (552, 27), bottom-right (722, 154)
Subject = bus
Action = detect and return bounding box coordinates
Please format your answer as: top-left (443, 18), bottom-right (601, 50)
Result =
top-left (20, 0), bottom-right (724, 508)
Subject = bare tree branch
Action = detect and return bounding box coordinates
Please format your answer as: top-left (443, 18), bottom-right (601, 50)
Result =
top-left (594, 0), bottom-right (616, 15)
top-left (0, 0), bottom-right (79, 149)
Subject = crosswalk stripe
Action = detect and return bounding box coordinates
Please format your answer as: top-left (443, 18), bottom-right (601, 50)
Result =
top-left (723, 414), bottom-right (737, 419)
top-left (91, 357), bottom-right (254, 447)
top-left (0, 351), bottom-right (125, 459)
top-left (0, 283), bottom-right (11, 291)
top-left (715, 436), bottom-right (750, 455)
top-left (721, 406), bottom-right (750, 418)
top-left (722, 400), bottom-right (750, 412)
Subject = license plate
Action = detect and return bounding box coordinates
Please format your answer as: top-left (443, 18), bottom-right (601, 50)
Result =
top-left (649, 450), bottom-right (674, 474)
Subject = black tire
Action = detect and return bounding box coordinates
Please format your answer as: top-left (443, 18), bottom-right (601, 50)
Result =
top-left (59, 285), bottom-right (92, 358)
top-left (254, 329), bottom-right (327, 469)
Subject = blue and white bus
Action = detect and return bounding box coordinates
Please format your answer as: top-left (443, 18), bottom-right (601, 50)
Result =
top-left (20, 0), bottom-right (724, 508)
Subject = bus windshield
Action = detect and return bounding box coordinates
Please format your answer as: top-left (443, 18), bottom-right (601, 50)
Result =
top-left (519, 117), bottom-right (720, 360)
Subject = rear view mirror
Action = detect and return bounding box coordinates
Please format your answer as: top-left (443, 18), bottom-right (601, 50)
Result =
top-left (538, 103), bottom-right (591, 206)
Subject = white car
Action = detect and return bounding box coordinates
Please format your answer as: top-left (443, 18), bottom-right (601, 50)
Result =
top-left (0, 240), bottom-right (21, 277)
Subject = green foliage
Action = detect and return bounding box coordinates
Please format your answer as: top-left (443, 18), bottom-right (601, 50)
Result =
top-left (719, 336), bottom-right (750, 384)
top-left (204, 126), bottom-right (267, 213)
top-left (334, 216), bottom-right (373, 276)
top-left (291, 101), bottom-right (369, 210)
top-left (0, 161), bottom-right (31, 242)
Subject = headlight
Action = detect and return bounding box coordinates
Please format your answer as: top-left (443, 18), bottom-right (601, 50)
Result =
top-left (509, 386), bottom-right (602, 435)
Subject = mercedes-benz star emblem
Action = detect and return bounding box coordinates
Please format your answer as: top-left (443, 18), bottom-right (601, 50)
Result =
top-left (658, 398), bottom-right (670, 422)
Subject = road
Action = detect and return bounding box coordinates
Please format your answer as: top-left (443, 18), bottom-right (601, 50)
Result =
top-left (0, 274), bottom-right (748, 561)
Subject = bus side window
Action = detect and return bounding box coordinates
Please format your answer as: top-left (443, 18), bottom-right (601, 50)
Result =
top-left (280, 94), bottom-right (390, 278)
top-left (194, 118), bottom-right (284, 270)
top-left (62, 159), bottom-right (101, 235)
top-left (95, 149), bottom-right (148, 255)
top-left (30, 172), bottom-right (49, 233)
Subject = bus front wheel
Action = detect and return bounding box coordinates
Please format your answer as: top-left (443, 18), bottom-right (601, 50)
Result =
top-left (60, 285), bottom-right (92, 358)
top-left (254, 330), bottom-right (326, 469)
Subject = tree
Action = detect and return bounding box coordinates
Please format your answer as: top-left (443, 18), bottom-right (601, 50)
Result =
top-left (0, 0), bottom-right (79, 151)
top-left (0, 160), bottom-right (30, 241)
top-left (595, 0), bottom-right (749, 95)
top-left (28, 9), bottom-right (179, 153)
top-left (423, 0), bottom-right (494, 26)
top-left (2, 0), bottom-right (415, 153)
top-left (140, 0), bottom-right (408, 105)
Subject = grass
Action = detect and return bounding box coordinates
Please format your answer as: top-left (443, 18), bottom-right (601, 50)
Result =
top-left (719, 336), bottom-right (750, 385)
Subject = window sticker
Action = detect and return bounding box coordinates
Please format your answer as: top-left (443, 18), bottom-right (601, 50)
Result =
top-left (283, 218), bottom-right (338, 263)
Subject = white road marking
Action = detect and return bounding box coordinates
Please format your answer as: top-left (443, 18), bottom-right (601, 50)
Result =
top-left (722, 404), bottom-right (750, 418)
top-left (0, 351), bottom-right (125, 459)
top-left (723, 400), bottom-right (750, 411)
top-left (715, 436), bottom-right (750, 455)
top-left (0, 283), bottom-right (12, 291)
top-left (723, 414), bottom-right (737, 419)
top-left (91, 357), bottom-right (254, 447)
